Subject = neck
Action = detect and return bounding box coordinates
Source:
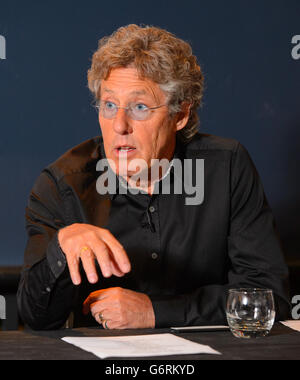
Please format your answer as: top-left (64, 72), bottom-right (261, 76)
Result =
top-left (121, 156), bottom-right (175, 195)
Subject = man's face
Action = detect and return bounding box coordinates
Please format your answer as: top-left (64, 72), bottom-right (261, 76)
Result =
top-left (98, 67), bottom-right (187, 178)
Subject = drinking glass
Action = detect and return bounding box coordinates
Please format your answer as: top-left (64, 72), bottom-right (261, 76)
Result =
top-left (226, 288), bottom-right (275, 338)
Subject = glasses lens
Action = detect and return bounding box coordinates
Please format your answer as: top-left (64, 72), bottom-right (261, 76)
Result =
top-left (100, 101), bottom-right (117, 119)
top-left (98, 101), bottom-right (157, 120)
top-left (129, 103), bottom-right (151, 121)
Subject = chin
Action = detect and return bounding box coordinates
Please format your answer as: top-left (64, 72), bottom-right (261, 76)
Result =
top-left (115, 157), bottom-right (151, 178)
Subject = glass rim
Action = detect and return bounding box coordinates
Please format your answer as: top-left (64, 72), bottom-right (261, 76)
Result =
top-left (228, 288), bottom-right (273, 294)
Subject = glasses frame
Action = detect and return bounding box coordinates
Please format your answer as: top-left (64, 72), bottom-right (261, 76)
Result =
top-left (95, 100), bottom-right (168, 121)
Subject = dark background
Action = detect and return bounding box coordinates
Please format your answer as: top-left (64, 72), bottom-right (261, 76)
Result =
top-left (0, 0), bottom-right (299, 274)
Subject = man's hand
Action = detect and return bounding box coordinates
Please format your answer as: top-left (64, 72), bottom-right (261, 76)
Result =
top-left (82, 287), bottom-right (156, 329)
top-left (58, 224), bottom-right (131, 285)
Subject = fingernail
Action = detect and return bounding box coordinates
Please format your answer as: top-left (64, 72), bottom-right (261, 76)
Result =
top-left (123, 263), bottom-right (131, 272)
top-left (89, 274), bottom-right (98, 283)
top-left (103, 269), bottom-right (111, 278)
top-left (73, 277), bottom-right (81, 285)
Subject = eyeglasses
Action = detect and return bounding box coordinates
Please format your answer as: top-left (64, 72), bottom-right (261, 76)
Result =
top-left (96, 101), bottom-right (168, 121)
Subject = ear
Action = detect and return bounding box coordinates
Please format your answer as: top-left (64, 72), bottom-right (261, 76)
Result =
top-left (175, 102), bottom-right (192, 132)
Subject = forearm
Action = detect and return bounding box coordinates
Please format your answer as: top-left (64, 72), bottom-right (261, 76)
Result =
top-left (149, 281), bottom-right (290, 328)
top-left (17, 235), bottom-right (76, 330)
top-left (149, 285), bottom-right (227, 328)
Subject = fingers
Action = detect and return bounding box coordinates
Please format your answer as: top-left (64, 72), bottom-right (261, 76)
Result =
top-left (70, 241), bottom-right (125, 285)
top-left (65, 245), bottom-right (98, 285)
top-left (83, 297), bottom-right (112, 329)
top-left (58, 224), bottom-right (131, 286)
top-left (110, 257), bottom-right (127, 277)
top-left (94, 312), bottom-right (104, 325)
top-left (82, 289), bottom-right (108, 315)
top-left (96, 314), bottom-right (111, 330)
top-left (80, 246), bottom-right (98, 284)
top-left (88, 239), bottom-right (113, 279)
top-left (82, 287), bottom-right (155, 329)
top-left (65, 253), bottom-right (81, 286)
top-left (98, 230), bottom-right (131, 274)
top-left (94, 311), bottom-right (111, 329)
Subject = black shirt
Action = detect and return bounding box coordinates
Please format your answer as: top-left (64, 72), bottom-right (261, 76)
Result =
top-left (17, 133), bottom-right (290, 330)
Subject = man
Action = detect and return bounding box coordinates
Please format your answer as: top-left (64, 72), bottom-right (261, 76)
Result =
top-left (17, 24), bottom-right (290, 330)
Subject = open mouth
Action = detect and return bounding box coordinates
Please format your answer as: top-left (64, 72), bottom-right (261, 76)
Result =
top-left (117, 146), bottom-right (136, 152)
top-left (114, 145), bottom-right (137, 157)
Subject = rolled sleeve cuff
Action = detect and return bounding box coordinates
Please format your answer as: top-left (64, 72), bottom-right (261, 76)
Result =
top-left (148, 294), bottom-right (187, 328)
top-left (46, 232), bottom-right (67, 279)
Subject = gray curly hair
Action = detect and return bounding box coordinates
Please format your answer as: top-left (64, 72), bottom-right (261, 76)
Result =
top-left (88, 24), bottom-right (204, 142)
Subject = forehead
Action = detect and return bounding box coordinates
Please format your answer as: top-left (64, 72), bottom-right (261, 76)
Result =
top-left (101, 67), bottom-right (165, 101)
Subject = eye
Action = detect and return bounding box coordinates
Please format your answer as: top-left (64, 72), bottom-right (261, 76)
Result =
top-left (134, 103), bottom-right (148, 111)
top-left (104, 101), bottom-right (117, 110)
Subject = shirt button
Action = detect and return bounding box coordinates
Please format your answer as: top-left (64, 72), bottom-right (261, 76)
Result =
top-left (149, 206), bottom-right (155, 213)
top-left (151, 252), bottom-right (158, 260)
top-left (46, 287), bottom-right (51, 293)
top-left (57, 260), bottom-right (63, 267)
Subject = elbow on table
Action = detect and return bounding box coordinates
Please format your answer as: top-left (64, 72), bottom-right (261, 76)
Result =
top-left (17, 288), bottom-right (66, 331)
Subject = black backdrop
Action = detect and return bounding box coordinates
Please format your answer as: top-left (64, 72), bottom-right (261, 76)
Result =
top-left (0, 0), bottom-right (299, 268)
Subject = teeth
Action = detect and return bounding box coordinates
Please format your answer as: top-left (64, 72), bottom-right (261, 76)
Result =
top-left (119, 147), bottom-right (134, 151)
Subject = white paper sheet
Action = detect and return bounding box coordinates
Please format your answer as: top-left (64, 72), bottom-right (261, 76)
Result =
top-left (62, 333), bottom-right (221, 359)
top-left (280, 320), bottom-right (300, 332)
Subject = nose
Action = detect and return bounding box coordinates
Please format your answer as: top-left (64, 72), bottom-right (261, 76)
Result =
top-left (112, 108), bottom-right (132, 135)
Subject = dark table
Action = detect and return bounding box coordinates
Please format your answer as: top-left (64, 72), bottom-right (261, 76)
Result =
top-left (0, 323), bottom-right (299, 360)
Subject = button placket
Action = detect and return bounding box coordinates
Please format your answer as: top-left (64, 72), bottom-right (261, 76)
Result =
top-left (151, 252), bottom-right (158, 260)
top-left (147, 197), bottom-right (160, 261)
top-left (149, 206), bottom-right (155, 213)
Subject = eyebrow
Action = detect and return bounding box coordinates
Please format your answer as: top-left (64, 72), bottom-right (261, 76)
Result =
top-left (102, 88), bottom-right (148, 96)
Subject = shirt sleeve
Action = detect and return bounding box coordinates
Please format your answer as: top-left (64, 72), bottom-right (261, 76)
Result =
top-left (149, 143), bottom-right (291, 327)
top-left (17, 169), bottom-right (76, 330)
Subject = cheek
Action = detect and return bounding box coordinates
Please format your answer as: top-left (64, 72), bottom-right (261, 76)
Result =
top-left (99, 119), bottom-right (113, 141)
top-left (99, 117), bottom-right (109, 134)
top-left (142, 120), bottom-right (173, 159)
top-left (148, 119), bottom-right (175, 154)
top-left (136, 129), bottom-right (159, 157)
